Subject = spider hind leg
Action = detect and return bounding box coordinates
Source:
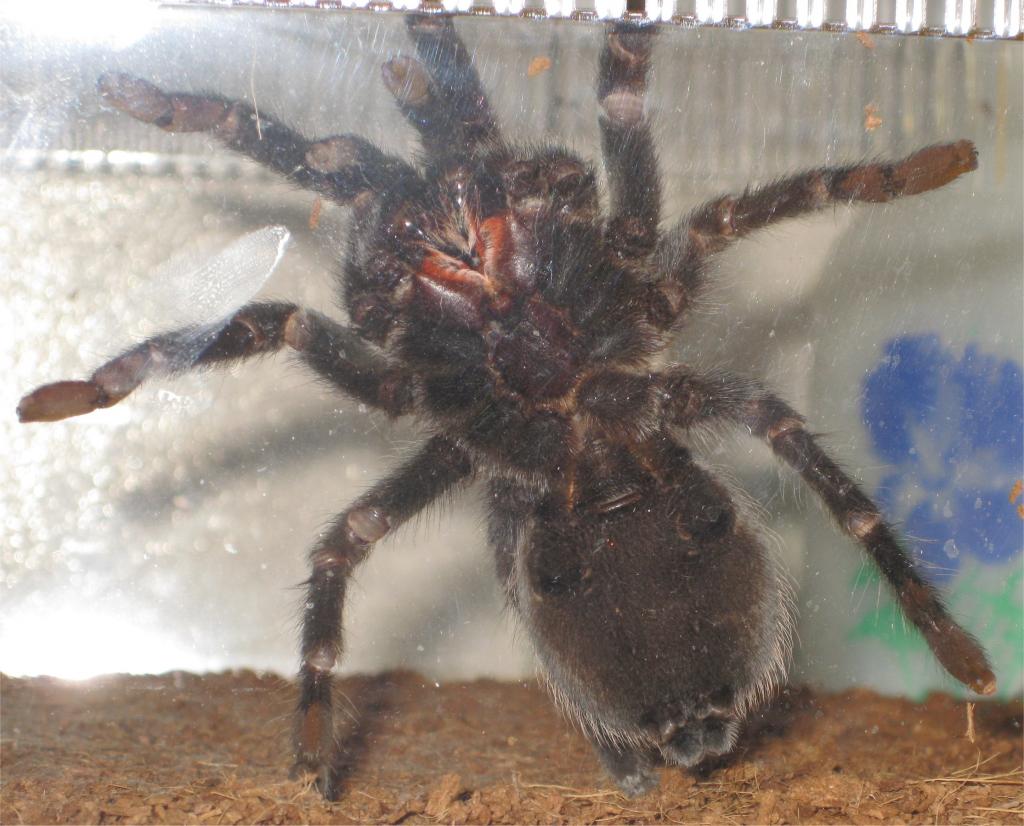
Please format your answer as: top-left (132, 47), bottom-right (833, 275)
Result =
top-left (592, 740), bottom-right (660, 798)
top-left (662, 366), bottom-right (996, 695)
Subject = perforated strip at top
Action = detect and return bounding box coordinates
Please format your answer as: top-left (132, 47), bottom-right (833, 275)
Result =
top-left (166, 0), bottom-right (1023, 40)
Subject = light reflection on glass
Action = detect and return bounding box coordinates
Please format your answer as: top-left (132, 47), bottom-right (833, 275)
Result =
top-left (6, 0), bottom-right (157, 48)
top-left (0, 601), bottom-right (223, 680)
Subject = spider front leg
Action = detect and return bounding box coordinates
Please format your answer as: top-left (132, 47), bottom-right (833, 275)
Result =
top-left (98, 73), bottom-right (419, 204)
top-left (598, 23), bottom-right (660, 259)
top-left (382, 15), bottom-right (499, 162)
top-left (650, 141), bottom-right (978, 327)
top-left (659, 367), bottom-right (996, 695)
top-left (17, 304), bottom-right (412, 422)
top-left (293, 435), bottom-right (472, 799)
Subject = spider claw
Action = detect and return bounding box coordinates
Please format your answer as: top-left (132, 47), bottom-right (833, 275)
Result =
top-left (898, 140), bottom-right (979, 195)
top-left (98, 72), bottom-right (174, 127)
top-left (17, 380), bottom-right (105, 423)
top-left (405, 12), bottom-right (451, 35)
top-left (594, 742), bottom-right (661, 798)
top-left (973, 672), bottom-right (998, 696)
top-left (381, 57), bottom-right (432, 107)
top-left (600, 89), bottom-right (645, 126)
top-left (921, 611), bottom-right (998, 696)
top-left (606, 28), bottom-right (654, 67)
top-left (290, 757), bottom-right (340, 800)
top-left (99, 72), bottom-right (231, 133)
top-left (289, 759), bottom-right (314, 781)
top-left (319, 765), bottom-right (341, 802)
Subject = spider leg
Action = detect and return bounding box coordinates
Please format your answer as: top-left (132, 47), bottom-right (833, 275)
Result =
top-left (17, 304), bottom-right (412, 423)
top-left (649, 141), bottom-right (978, 327)
top-left (592, 741), bottom-right (660, 798)
top-left (598, 23), bottom-right (660, 260)
top-left (293, 435), bottom-right (472, 798)
top-left (657, 366), bottom-right (996, 696)
top-left (98, 73), bottom-right (419, 204)
top-left (381, 15), bottom-right (499, 162)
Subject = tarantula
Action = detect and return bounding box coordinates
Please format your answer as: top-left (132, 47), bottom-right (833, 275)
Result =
top-left (18, 15), bottom-right (995, 799)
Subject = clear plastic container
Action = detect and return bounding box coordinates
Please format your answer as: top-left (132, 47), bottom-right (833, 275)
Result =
top-left (1, 4), bottom-right (1020, 701)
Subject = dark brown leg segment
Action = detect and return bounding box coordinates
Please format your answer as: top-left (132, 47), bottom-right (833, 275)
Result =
top-left (293, 435), bottom-right (472, 798)
top-left (382, 15), bottom-right (498, 162)
top-left (598, 23), bottom-right (660, 259)
top-left (17, 304), bottom-right (412, 423)
top-left (98, 74), bottom-right (419, 203)
top-left (592, 740), bottom-right (659, 799)
top-left (651, 141), bottom-right (978, 328)
top-left (686, 141), bottom-right (977, 250)
top-left (659, 366), bottom-right (996, 696)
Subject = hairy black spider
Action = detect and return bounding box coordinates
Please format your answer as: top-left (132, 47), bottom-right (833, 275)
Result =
top-left (18, 15), bottom-right (995, 800)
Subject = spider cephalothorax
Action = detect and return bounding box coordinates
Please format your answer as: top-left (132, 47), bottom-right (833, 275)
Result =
top-left (18, 14), bottom-right (994, 800)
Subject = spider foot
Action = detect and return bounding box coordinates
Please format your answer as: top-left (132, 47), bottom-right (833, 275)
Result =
top-left (598, 24), bottom-right (654, 126)
top-left (17, 379), bottom-right (116, 423)
top-left (833, 140), bottom-right (979, 203)
top-left (593, 741), bottom-right (660, 798)
top-left (98, 73), bottom-right (232, 133)
top-left (290, 757), bottom-right (340, 801)
top-left (18, 337), bottom-right (174, 424)
top-left (381, 57), bottom-right (433, 107)
top-left (894, 140), bottom-right (978, 196)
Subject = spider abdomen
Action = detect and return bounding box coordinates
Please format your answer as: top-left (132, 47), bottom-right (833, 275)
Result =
top-left (517, 459), bottom-right (793, 759)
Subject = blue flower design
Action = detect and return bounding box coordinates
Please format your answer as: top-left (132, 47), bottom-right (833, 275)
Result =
top-left (862, 334), bottom-right (1023, 580)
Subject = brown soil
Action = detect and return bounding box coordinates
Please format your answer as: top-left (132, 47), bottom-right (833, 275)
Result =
top-left (1, 671), bottom-right (1021, 824)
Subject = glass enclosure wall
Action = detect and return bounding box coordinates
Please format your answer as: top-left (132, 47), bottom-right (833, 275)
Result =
top-left (2, 6), bottom-right (1021, 696)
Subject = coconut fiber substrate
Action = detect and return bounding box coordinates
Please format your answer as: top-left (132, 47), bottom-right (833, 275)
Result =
top-left (1, 671), bottom-right (1021, 824)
